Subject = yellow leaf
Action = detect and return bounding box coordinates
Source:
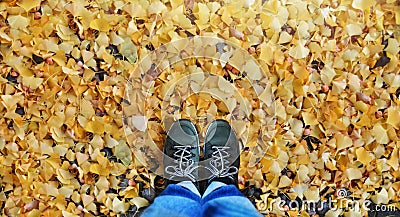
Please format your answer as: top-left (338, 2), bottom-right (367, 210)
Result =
top-left (95, 176), bottom-right (110, 191)
top-left (22, 76), bottom-right (43, 89)
top-left (278, 175), bottom-right (292, 188)
top-left (372, 124), bottom-right (389, 144)
top-left (62, 211), bottom-right (79, 217)
top-left (1, 95), bottom-right (23, 110)
top-left (130, 197), bottom-right (149, 209)
top-left (356, 147), bottom-right (373, 165)
top-left (81, 194), bottom-right (94, 207)
top-left (173, 13), bottom-right (192, 29)
top-left (17, 0), bottom-right (41, 12)
top-left (26, 209), bottom-right (41, 217)
top-left (197, 3), bottom-right (210, 25)
top-left (76, 152), bottom-right (89, 165)
top-left (302, 112), bottom-right (319, 125)
top-left (387, 106), bottom-right (400, 129)
top-left (278, 31), bottom-right (292, 44)
top-left (263, 0), bottom-right (279, 14)
top-left (80, 99), bottom-right (95, 119)
top-left (84, 120), bottom-right (105, 134)
top-left (7, 15), bottom-right (30, 31)
top-left (45, 183), bottom-right (59, 197)
top-left (345, 23), bottom-right (363, 36)
top-left (89, 163), bottom-right (104, 175)
top-left (105, 134), bottom-right (119, 148)
top-left (90, 18), bottom-right (111, 32)
top-left (288, 40), bottom-right (310, 59)
top-left (336, 134), bottom-right (352, 151)
top-left (352, 0), bottom-right (376, 11)
top-left (321, 65), bottom-right (336, 84)
top-left (387, 147), bottom-right (399, 170)
top-left (293, 62), bottom-right (309, 80)
top-left (384, 38), bottom-right (400, 55)
top-left (62, 66), bottom-right (80, 75)
top-left (304, 187), bottom-right (319, 201)
top-left (346, 168), bottom-right (362, 180)
top-left (371, 188), bottom-right (389, 204)
top-left (244, 60), bottom-right (262, 80)
top-left (259, 43), bottom-right (274, 65)
top-left (112, 197), bottom-right (129, 213)
top-left (148, 1), bottom-right (167, 14)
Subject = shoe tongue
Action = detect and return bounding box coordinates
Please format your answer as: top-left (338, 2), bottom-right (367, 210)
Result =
top-left (205, 125), bottom-right (234, 145)
top-left (169, 126), bottom-right (197, 145)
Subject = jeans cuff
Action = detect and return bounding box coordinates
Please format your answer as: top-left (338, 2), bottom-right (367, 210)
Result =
top-left (201, 184), bottom-right (244, 204)
top-left (160, 184), bottom-right (202, 202)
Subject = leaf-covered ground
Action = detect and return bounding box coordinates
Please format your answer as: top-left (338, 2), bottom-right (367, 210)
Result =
top-left (0, 0), bottom-right (399, 216)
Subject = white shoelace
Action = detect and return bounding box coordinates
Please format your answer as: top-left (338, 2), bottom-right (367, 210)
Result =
top-left (165, 145), bottom-right (199, 182)
top-left (205, 146), bottom-right (238, 180)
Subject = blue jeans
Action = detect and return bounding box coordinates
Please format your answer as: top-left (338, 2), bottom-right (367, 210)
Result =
top-left (141, 182), bottom-right (262, 217)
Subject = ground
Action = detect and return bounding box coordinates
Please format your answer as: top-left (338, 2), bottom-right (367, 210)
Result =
top-left (0, 0), bottom-right (399, 216)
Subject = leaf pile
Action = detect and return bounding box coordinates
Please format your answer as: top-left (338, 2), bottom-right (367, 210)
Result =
top-left (0, 0), bottom-right (399, 217)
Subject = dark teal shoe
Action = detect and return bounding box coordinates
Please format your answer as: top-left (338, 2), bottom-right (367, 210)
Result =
top-left (163, 119), bottom-right (200, 188)
top-left (203, 119), bottom-right (240, 188)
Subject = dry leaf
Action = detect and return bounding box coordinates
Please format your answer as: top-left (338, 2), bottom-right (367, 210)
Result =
top-left (115, 141), bottom-right (132, 166)
top-left (7, 15), bottom-right (30, 31)
top-left (112, 197), bottom-right (129, 213)
top-left (372, 124), bottom-right (389, 144)
top-left (387, 106), bottom-right (400, 129)
top-left (23, 200), bottom-right (39, 213)
top-left (345, 168), bottom-right (362, 180)
top-left (352, 0), bottom-right (376, 11)
top-left (130, 197), bottom-right (149, 209)
top-left (289, 41), bottom-right (310, 59)
top-left (355, 147), bottom-right (373, 165)
top-left (0, 0), bottom-right (399, 216)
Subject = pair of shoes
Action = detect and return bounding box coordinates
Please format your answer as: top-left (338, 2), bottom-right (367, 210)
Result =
top-left (163, 119), bottom-right (240, 193)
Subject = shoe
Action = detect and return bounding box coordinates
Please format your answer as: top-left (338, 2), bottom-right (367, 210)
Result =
top-left (163, 119), bottom-right (200, 188)
top-left (203, 119), bottom-right (240, 188)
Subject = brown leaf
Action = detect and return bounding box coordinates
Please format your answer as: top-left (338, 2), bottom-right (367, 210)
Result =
top-left (23, 200), bottom-right (39, 213)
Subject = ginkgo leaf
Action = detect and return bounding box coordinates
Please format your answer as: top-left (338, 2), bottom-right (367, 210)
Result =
top-left (22, 76), bottom-right (43, 89)
top-left (352, 0), bottom-right (376, 11)
top-left (346, 168), bottom-right (362, 180)
top-left (115, 141), bottom-right (132, 166)
top-left (289, 41), bottom-right (310, 59)
top-left (372, 124), bottom-right (389, 144)
top-left (130, 197), bottom-right (149, 209)
top-left (7, 15), bottom-right (29, 31)
top-left (17, 0), bottom-right (41, 12)
top-left (90, 18), bottom-right (111, 32)
top-left (387, 106), bottom-right (400, 129)
top-left (356, 147), bottom-right (373, 165)
top-left (112, 197), bottom-right (129, 213)
top-left (345, 24), bottom-right (363, 36)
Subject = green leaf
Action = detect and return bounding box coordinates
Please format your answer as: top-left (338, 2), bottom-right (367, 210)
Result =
top-left (115, 140), bottom-right (132, 166)
top-left (120, 37), bottom-right (137, 64)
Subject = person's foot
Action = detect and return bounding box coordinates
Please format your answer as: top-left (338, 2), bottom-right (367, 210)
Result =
top-left (203, 119), bottom-right (240, 188)
top-left (163, 119), bottom-right (200, 188)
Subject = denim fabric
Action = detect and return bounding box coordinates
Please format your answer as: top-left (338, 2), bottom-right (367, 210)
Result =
top-left (141, 184), bottom-right (262, 217)
top-left (141, 184), bottom-right (202, 217)
top-left (202, 181), bottom-right (227, 198)
top-left (177, 181), bottom-right (201, 197)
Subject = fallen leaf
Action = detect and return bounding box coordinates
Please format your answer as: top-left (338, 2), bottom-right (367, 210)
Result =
top-left (115, 141), bottom-right (132, 166)
top-left (17, 0), bottom-right (41, 12)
